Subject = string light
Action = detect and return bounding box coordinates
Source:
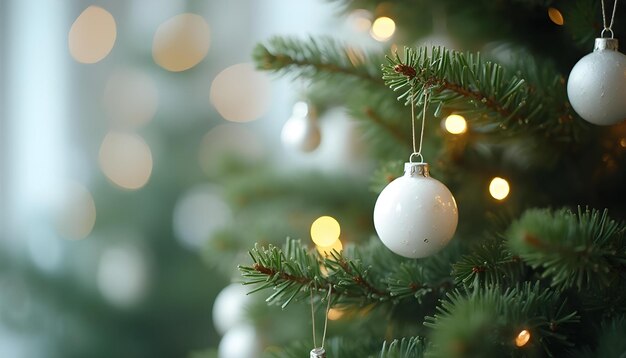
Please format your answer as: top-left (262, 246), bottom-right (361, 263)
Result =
top-left (489, 177), bottom-right (510, 200)
top-left (548, 7), bottom-right (564, 26)
top-left (310, 216), bottom-right (341, 246)
top-left (347, 9), bottom-right (372, 32)
top-left (444, 114), bottom-right (468, 134)
top-left (327, 308), bottom-right (344, 321)
top-left (99, 132), bottom-right (153, 190)
top-left (316, 238), bottom-right (343, 256)
top-left (153, 13), bottom-right (210, 72)
top-left (370, 17), bottom-right (396, 41)
top-left (515, 329), bottom-right (531, 347)
top-left (68, 6), bottom-right (116, 63)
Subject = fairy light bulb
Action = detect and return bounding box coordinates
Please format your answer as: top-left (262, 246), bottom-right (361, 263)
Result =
top-left (489, 177), bottom-right (510, 200)
top-left (548, 7), bottom-right (564, 25)
top-left (515, 329), bottom-right (531, 347)
top-left (327, 308), bottom-right (344, 321)
top-left (370, 17), bottom-right (395, 41)
top-left (444, 114), bottom-right (467, 134)
top-left (317, 238), bottom-right (343, 256)
top-left (311, 216), bottom-right (341, 246)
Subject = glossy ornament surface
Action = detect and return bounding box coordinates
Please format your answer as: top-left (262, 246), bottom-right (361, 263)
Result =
top-left (373, 162), bottom-right (458, 258)
top-left (567, 38), bottom-right (626, 125)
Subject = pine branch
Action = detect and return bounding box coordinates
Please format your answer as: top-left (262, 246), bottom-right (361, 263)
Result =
top-left (239, 238), bottom-right (456, 309)
top-left (381, 46), bottom-right (583, 141)
top-left (253, 36), bottom-right (385, 86)
top-left (424, 283), bottom-right (579, 358)
top-left (380, 336), bottom-right (427, 358)
top-left (507, 207), bottom-right (626, 291)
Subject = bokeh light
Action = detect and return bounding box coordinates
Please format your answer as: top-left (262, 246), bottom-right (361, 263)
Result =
top-left (99, 132), bottom-right (153, 190)
top-left (210, 63), bottom-right (272, 122)
top-left (316, 238), bottom-right (343, 256)
top-left (515, 329), bottom-right (531, 347)
top-left (548, 7), bottom-right (564, 26)
top-left (198, 123), bottom-right (265, 176)
top-left (173, 185), bottom-right (232, 251)
top-left (97, 245), bottom-right (149, 307)
top-left (444, 114), bottom-right (468, 134)
top-left (55, 182), bottom-right (96, 240)
top-left (68, 6), bottom-right (117, 64)
top-left (310, 216), bottom-right (341, 246)
top-left (370, 17), bottom-right (396, 41)
top-left (489, 177), bottom-right (510, 201)
top-left (347, 9), bottom-right (372, 32)
top-left (103, 70), bottom-right (158, 129)
top-left (213, 283), bottom-right (252, 335)
top-left (153, 13), bottom-right (210, 72)
top-left (327, 308), bottom-right (345, 321)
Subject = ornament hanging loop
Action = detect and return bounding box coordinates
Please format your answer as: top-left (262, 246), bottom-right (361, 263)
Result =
top-left (309, 283), bottom-right (332, 358)
top-left (409, 152), bottom-right (424, 164)
top-left (600, 0), bottom-right (619, 38)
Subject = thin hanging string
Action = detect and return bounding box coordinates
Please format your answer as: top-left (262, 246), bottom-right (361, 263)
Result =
top-left (410, 87), bottom-right (429, 163)
top-left (310, 284), bottom-right (333, 349)
top-left (601, 0), bottom-right (619, 38)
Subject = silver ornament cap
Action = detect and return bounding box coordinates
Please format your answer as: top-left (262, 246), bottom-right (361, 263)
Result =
top-left (310, 347), bottom-right (327, 358)
top-left (594, 37), bottom-right (619, 51)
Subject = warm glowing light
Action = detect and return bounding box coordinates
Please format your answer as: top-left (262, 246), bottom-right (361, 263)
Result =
top-left (198, 124), bottom-right (265, 175)
top-left (347, 9), bottom-right (372, 32)
top-left (370, 17), bottom-right (396, 41)
top-left (489, 177), bottom-right (510, 200)
top-left (210, 63), bottom-right (272, 122)
top-left (103, 70), bottom-right (158, 129)
top-left (515, 329), bottom-right (531, 347)
top-left (55, 182), bottom-right (96, 240)
top-left (327, 308), bottom-right (345, 321)
top-left (444, 114), bottom-right (468, 134)
top-left (317, 238), bottom-right (343, 256)
top-left (68, 6), bottom-right (117, 63)
top-left (548, 7), bottom-right (564, 26)
top-left (620, 138), bottom-right (626, 148)
top-left (153, 13), bottom-right (210, 72)
top-left (310, 216), bottom-right (341, 246)
top-left (99, 132), bottom-right (153, 190)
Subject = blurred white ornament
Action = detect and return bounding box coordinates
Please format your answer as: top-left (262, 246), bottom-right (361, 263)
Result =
top-left (567, 38), bottom-right (626, 125)
top-left (218, 324), bottom-right (261, 358)
top-left (374, 162), bottom-right (458, 258)
top-left (213, 283), bottom-right (253, 335)
top-left (281, 102), bottom-right (321, 152)
top-left (97, 245), bottom-right (149, 307)
top-left (173, 185), bottom-right (232, 251)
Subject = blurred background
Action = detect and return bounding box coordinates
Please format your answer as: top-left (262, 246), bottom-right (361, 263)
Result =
top-left (0, 1), bottom-right (396, 357)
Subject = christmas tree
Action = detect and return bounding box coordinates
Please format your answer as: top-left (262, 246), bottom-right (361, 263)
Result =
top-left (209, 0), bottom-right (626, 357)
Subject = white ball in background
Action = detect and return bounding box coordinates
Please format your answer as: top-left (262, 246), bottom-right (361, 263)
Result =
top-left (218, 324), bottom-right (261, 358)
top-left (374, 163), bottom-right (458, 258)
top-left (280, 102), bottom-right (321, 153)
top-left (213, 283), bottom-right (252, 335)
top-left (567, 46), bottom-right (626, 125)
top-left (97, 245), bottom-right (149, 307)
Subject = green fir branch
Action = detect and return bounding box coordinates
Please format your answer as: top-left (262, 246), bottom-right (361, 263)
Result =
top-left (507, 207), bottom-right (626, 290)
top-left (380, 336), bottom-right (427, 358)
top-left (253, 36), bottom-right (384, 85)
top-left (381, 46), bottom-right (582, 140)
top-left (424, 282), bottom-right (579, 358)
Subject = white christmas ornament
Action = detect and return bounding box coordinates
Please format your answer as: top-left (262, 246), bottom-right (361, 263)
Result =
top-left (374, 162), bottom-right (458, 258)
top-left (281, 101), bottom-right (321, 152)
top-left (218, 324), bottom-right (261, 358)
top-left (567, 38), bottom-right (626, 125)
top-left (213, 283), bottom-right (253, 335)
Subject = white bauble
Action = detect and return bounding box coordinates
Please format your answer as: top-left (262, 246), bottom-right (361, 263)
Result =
top-left (213, 284), bottom-right (252, 335)
top-left (218, 324), bottom-right (261, 358)
top-left (567, 38), bottom-right (626, 126)
top-left (281, 101), bottom-right (321, 152)
top-left (373, 162), bottom-right (458, 258)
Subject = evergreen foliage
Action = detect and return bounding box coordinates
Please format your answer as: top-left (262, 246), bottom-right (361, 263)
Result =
top-left (231, 0), bottom-right (626, 357)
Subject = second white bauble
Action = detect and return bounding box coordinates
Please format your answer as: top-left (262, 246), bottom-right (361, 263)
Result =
top-left (281, 101), bottom-right (321, 152)
top-left (567, 38), bottom-right (626, 126)
top-left (373, 162), bottom-right (458, 258)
